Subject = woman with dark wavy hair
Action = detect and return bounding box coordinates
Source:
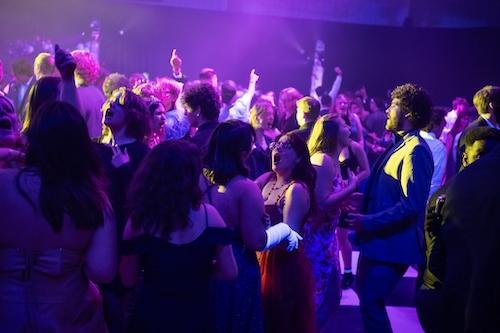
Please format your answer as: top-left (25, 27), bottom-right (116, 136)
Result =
top-left (0, 101), bottom-right (116, 332)
top-left (203, 120), bottom-right (302, 333)
top-left (255, 132), bottom-right (317, 333)
top-left (120, 140), bottom-right (237, 333)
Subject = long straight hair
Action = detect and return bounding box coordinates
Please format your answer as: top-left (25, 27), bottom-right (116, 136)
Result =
top-left (21, 101), bottom-right (109, 231)
top-left (307, 113), bottom-right (342, 156)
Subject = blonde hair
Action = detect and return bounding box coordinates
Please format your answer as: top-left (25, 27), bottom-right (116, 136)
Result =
top-left (249, 99), bottom-right (274, 128)
top-left (307, 113), bottom-right (341, 156)
top-left (33, 52), bottom-right (57, 80)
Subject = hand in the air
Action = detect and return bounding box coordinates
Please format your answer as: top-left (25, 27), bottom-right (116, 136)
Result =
top-left (54, 44), bottom-right (77, 81)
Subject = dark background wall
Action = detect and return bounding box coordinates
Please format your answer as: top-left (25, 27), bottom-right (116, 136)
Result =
top-left (1, 0), bottom-right (499, 105)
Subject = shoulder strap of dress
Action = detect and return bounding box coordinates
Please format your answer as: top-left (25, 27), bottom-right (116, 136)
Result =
top-left (203, 203), bottom-right (208, 228)
top-left (276, 181), bottom-right (296, 207)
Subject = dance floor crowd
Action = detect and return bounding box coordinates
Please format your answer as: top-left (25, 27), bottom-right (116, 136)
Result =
top-left (0, 45), bottom-right (499, 333)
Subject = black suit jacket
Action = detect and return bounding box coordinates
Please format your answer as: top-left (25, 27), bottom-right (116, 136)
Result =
top-left (6, 77), bottom-right (35, 121)
top-left (441, 145), bottom-right (500, 332)
top-left (288, 121), bottom-right (315, 143)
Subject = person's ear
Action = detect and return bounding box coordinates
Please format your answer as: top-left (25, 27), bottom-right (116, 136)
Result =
top-left (194, 106), bottom-right (202, 118)
top-left (404, 112), bottom-right (415, 121)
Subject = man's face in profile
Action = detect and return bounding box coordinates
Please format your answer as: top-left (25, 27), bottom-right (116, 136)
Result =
top-left (463, 140), bottom-right (486, 167)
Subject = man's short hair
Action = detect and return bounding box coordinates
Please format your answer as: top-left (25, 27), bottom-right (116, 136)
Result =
top-left (472, 85), bottom-right (500, 115)
top-left (297, 96), bottom-right (320, 122)
top-left (102, 73), bottom-right (130, 98)
top-left (463, 127), bottom-right (500, 154)
top-left (220, 80), bottom-right (237, 105)
top-left (12, 58), bottom-right (33, 78)
top-left (199, 68), bottom-right (217, 82)
top-left (391, 83), bottom-right (433, 129)
top-left (182, 81), bottom-right (221, 121)
top-left (423, 106), bottom-right (447, 132)
top-left (33, 53), bottom-right (57, 80)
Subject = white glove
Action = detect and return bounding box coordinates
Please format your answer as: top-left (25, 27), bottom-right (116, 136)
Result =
top-left (286, 229), bottom-right (303, 252)
top-left (264, 222), bottom-right (303, 252)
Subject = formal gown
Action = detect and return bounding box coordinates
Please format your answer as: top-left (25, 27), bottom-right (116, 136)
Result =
top-left (204, 182), bottom-right (264, 333)
top-left (303, 174), bottom-right (342, 324)
top-left (0, 248), bottom-right (107, 333)
top-left (258, 182), bottom-right (316, 333)
top-left (122, 209), bottom-right (234, 333)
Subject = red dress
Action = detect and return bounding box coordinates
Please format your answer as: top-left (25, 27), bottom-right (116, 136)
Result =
top-left (258, 201), bottom-right (316, 333)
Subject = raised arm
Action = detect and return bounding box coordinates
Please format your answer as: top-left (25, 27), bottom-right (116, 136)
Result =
top-left (169, 48), bottom-right (185, 83)
top-left (54, 44), bottom-right (81, 111)
top-left (228, 69), bottom-right (259, 122)
top-left (328, 67), bottom-right (343, 102)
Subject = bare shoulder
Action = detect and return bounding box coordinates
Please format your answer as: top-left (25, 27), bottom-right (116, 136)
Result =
top-left (350, 140), bottom-right (363, 153)
top-left (287, 182), bottom-right (309, 199)
top-left (230, 176), bottom-right (261, 197)
top-left (255, 171), bottom-right (273, 189)
top-left (204, 204), bottom-right (226, 228)
top-left (311, 152), bottom-right (335, 170)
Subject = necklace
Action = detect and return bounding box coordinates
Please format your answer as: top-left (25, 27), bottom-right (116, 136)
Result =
top-left (263, 178), bottom-right (292, 204)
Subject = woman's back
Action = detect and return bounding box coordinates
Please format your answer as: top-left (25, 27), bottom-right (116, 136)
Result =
top-left (204, 176), bottom-right (264, 244)
top-left (0, 168), bottom-right (94, 253)
top-left (0, 168), bottom-right (108, 333)
top-left (202, 176), bottom-right (266, 333)
top-left (124, 204), bottom-right (232, 295)
top-left (205, 176), bottom-right (249, 230)
top-left (122, 204), bottom-right (234, 333)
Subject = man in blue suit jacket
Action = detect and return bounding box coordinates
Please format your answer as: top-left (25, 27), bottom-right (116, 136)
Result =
top-left (346, 83), bottom-right (433, 333)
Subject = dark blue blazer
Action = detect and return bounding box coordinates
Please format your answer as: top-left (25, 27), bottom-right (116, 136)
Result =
top-left (355, 130), bottom-right (433, 264)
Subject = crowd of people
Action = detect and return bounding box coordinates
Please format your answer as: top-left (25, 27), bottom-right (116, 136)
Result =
top-left (0, 44), bottom-right (499, 333)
